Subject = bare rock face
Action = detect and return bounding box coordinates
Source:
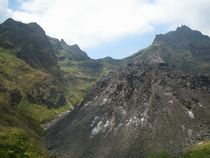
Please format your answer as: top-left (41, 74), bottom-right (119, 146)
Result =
top-left (27, 84), bottom-right (66, 108)
top-left (46, 64), bottom-right (210, 158)
top-left (143, 54), bottom-right (165, 65)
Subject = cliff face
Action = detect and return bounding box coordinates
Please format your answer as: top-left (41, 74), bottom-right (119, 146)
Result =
top-left (46, 64), bottom-right (210, 158)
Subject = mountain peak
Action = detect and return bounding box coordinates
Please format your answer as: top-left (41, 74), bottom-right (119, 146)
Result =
top-left (2, 18), bottom-right (21, 27)
top-left (152, 25), bottom-right (209, 49)
top-left (1, 18), bottom-right (45, 35)
top-left (60, 39), bottom-right (67, 44)
top-left (176, 25), bottom-right (192, 32)
top-left (70, 44), bottom-right (81, 51)
top-left (3, 18), bottom-right (15, 23)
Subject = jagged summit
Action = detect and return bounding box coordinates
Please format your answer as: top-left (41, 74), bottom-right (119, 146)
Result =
top-left (69, 44), bottom-right (83, 52)
top-left (176, 25), bottom-right (192, 32)
top-left (48, 36), bottom-right (90, 61)
top-left (153, 25), bottom-right (210, 48)
top-left (2, 18), bottom-right (45, 34)
top-left (2, 18), bottom-right (16, 24)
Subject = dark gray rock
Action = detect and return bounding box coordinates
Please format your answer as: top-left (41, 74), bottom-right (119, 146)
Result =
top-left (46, 64), bottom-right (210, 158)
top-left (27, 84), bottom-right (66, 108)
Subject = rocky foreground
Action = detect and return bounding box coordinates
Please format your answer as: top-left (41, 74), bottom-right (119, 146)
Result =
top-left (46, 64), bottom-right (210, 158)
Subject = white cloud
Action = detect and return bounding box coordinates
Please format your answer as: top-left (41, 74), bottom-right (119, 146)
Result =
top-left (11, 0), bottom-right (158, 47)
top-left (0, 0), bottom-right (12, 22)
top-left (3, 0), bottom-right (210, 48)
top-left (154, 0), bottom-right (210, 35)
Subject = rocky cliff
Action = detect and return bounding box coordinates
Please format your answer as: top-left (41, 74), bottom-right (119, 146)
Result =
top-left (46, 63), bottom-right (210, 158)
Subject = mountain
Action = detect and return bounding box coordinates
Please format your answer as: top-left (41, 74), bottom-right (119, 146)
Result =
top-left (130, 25), bottom-right (210, 74)
top-left (46, 63), bottom-right (210, 158)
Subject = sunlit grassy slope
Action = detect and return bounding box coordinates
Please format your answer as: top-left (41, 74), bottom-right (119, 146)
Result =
top-left (183, 141), bottom-right (210, 158)
top-left (0, 48), bottom-right (72, 157)
top-left (149, 141), bottom-right (210, 158)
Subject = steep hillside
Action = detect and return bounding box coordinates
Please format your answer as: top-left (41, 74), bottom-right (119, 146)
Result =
top-left (0, 19), bottom-right (69, 157)
top-left (0, 18), bottom-right (62, 79)
top-left (131, 25), bottom-right (210, 74)
top-left (46, 63), bottom-right (210, 158)
top-left (0, 49), bottom-right (52, 157)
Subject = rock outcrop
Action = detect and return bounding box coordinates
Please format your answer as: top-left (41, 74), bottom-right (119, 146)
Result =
top-left (46, 63), bottom-right (210, 158)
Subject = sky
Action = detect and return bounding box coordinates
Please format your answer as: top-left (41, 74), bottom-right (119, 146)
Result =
top-left (1, 0), bottom-right (210, 59)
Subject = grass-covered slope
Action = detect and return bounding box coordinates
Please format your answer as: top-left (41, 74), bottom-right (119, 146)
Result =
top-left (0, 48), bottom-right (72, 157)
top-left (183, 141), bottom-right (210, 158)
top-left (149, 141), bottom-right (210, 158)
top-left (0, 126), bottom-right (48, 158)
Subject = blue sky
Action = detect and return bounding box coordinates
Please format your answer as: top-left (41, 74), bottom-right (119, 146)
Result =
top-left (8, 0), bottom-right (19, 10)
top-left (1, 0), bottom-right (210, 59)
top-left (86, 24), bottom-right (169, 59)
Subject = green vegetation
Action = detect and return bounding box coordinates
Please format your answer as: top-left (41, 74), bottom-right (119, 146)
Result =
top-left (0, 100), bottom-right (48, 158)
top-left (0, 48), bottom-right (71, 158)
top-left (149, 151), bottom-right (175, 158)
top-left (0, 126), bottom-right (47, 158)
top-left (58, 59), bottom-right (98, 104)
top-left (148, 141), bottom-right (210, 158)
top-left (0, 48), bottom-right (52, 93)
top-left (18, 99), bottom-right (73, 125)
top-left (183, 141), bottom-right (210, 158)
